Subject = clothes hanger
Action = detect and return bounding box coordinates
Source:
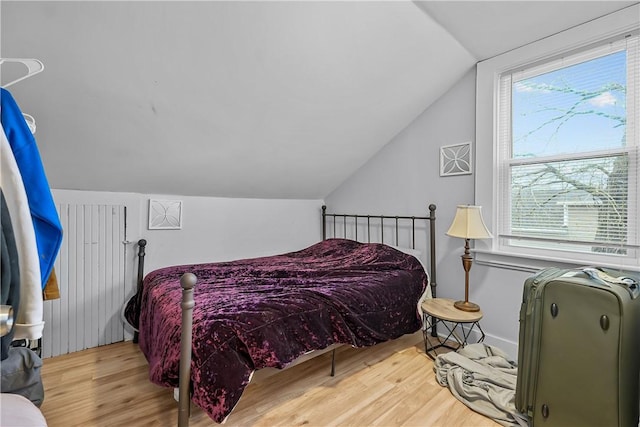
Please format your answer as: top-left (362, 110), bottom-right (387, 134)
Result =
top-left (22, 113), bottom-right (36, 134)
top-left (1, 58), bottom-right (43, 134)
top-left (0, 58), bottom-right (44, 88)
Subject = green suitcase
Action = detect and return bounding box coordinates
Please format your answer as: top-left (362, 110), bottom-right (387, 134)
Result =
top-left (515, 267), bottom-right (640, 427)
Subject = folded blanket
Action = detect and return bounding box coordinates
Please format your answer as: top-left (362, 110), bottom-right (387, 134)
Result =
top-left (434, 343), bottom-right (529, 427)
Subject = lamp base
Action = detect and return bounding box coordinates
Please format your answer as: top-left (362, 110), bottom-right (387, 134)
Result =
top-left (454, 300), bottom-right (480, 312)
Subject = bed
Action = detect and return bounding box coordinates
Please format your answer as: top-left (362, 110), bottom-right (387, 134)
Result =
top-left (124, 204), bottom-right (438, 425)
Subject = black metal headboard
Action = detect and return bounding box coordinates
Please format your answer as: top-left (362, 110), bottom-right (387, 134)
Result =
top-left (321, 204), bottom-right (437, 298)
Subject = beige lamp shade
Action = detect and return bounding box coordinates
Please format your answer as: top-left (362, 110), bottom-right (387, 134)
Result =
top-left (446, 205), bottom-right (493, 240)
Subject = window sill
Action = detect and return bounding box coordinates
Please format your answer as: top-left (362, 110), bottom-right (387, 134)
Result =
top-left (473, 249), bottom-right (640, 273)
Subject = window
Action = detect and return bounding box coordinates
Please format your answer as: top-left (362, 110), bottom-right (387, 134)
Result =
top-left (475, 6), bottom-right (640, 270)
top-left (496, 35), bottom-right (638, 265)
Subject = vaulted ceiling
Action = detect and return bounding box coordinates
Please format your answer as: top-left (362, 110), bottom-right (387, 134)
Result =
top-left (1, 1), bottom-right (636, 199)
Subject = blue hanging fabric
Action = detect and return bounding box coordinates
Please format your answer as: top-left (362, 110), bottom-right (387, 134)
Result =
top-left (0, 87), bottom-right (62, 289)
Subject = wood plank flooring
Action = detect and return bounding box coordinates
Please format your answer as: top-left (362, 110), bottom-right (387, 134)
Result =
top-left (39, 334), bottom-right (500, 426)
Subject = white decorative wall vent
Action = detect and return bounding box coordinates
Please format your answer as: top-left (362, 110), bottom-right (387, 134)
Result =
top-left (148, 199), bottom-right (183, 230)
top-left (440, 141), bottom-right (472, 176)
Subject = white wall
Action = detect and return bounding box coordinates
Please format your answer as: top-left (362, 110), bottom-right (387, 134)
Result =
top-left (326, 68), bottom-right (524, 357)
top-left (53, 189), bottom-right (323, 271)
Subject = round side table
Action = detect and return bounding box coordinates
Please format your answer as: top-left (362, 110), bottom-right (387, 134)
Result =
top-left (421, 298), bottom-right (485, 359)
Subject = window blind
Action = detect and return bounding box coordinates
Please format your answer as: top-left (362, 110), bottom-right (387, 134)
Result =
top-left (496, 33), bottom-right (639, 259)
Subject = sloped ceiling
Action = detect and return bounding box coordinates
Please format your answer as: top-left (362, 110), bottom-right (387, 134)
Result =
top-left (1, 1), bottom-right (636, 199)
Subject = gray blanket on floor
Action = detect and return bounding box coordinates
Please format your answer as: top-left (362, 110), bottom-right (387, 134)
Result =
top-left (434, 343), bottom-right (529, 427)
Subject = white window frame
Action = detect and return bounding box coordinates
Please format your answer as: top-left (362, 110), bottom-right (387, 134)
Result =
top-left (475, 4), bottom-right (640, 272)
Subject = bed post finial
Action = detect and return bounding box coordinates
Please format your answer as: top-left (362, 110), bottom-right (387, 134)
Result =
top-left (179, 273), bottom-right (197, 427)
top-left (181, 272), bottom-right (197, 290)
top-left (137, 240), bottom-right (147, 274)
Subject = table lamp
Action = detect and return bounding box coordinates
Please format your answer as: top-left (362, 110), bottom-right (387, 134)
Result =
top-left (446, 205), bottom-right (493, 312)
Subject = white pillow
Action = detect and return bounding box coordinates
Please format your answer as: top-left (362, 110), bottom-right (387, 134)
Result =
top-left (386, 244), bottom-right (422, 258)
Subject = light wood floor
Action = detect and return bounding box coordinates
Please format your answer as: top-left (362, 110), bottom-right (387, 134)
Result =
top-left (40, 334), bottom-right (500, 427)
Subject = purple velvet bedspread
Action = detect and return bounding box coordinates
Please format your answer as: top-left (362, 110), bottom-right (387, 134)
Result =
top-left (134, 238), bottom-right (428, 423)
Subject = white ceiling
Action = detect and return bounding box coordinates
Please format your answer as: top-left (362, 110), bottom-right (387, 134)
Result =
top-left (1, 1), bottom-right (637, 199)
top-left (416, 1), bottom-right (638, 61)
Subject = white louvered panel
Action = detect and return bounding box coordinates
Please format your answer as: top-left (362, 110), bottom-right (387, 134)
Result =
top-left (42, 204), bottom-right (126, 358)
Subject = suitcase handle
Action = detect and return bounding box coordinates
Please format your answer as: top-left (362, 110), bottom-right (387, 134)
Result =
top-left (582, 267), bottom-right (637, 286)
top-left (582, 267), bottom-right (639, 299)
